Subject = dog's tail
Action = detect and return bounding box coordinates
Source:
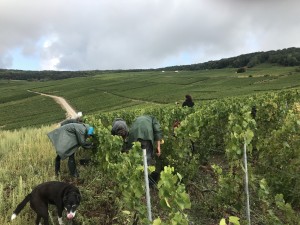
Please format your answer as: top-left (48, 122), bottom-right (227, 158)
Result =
top-left (11, 194), bottom-right (31, 221)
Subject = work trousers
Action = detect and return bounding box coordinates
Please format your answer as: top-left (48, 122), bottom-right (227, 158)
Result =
top-left (55, 154), bottom-right (78, 177)
top-left (138, 139), bottom-right (161, 187)
top-left (138, 139), bottom-right (154, 166)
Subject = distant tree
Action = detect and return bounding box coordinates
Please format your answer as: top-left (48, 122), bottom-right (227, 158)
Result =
top-left (286, 56), bottom-right (298, 66)
top-left (247, 56), bottom-right (260, 68)
top-left (237, 67), bottom-right (246, 73)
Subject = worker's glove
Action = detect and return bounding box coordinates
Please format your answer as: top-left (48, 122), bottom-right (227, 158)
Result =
top-left (82, 142), bottom-right (93, 149)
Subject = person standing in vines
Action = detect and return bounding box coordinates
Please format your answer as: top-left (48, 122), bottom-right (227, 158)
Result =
top-left (180, 94), bottom-right (195, 152)
top-left (182, 94), bottom-right (195, 108)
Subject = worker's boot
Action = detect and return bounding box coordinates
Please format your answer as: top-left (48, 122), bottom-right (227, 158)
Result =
top-left (55, 155), bottom-right (61, 176)
top-left (68, 156), bottom-right (79, 178)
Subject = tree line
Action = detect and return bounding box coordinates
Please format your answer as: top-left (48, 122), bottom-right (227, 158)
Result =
top-left (1, 47), bottom-right (300, 80)
top-left (0, 68), bottom-right (148, 81)
top-left (159, 47), bottom-right (300, 71)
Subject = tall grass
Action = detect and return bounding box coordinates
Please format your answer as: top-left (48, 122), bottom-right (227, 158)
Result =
top-left (0, 125), bottom-right (58, 225)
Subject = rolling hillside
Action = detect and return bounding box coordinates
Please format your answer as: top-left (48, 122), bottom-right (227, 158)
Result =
top-left (0, 48), bottom-right (300, 130)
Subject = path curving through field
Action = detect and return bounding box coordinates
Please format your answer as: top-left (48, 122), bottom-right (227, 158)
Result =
top-left (28, 90), bottom-right (77, 119)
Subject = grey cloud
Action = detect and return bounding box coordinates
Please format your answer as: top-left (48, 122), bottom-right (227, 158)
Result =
top-left (0, 54), bottom-right (12, 68)
top-left (1, 0), bottom-right (300, 70)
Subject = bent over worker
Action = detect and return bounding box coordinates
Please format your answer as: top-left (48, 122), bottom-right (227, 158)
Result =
top-left (111, 118), bottom-right (129, 139)
top-left (127, 115), bottom-right (163, 166)
top-left (60, 112), bottom-right (83, 126)
top-left (111, 118), bottom-right (129, 152)
top-left (47, 123), bottom-right (94, 177)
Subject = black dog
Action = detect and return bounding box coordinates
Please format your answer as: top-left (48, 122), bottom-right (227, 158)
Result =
top-left (11, 181), bottom-right (81, 225)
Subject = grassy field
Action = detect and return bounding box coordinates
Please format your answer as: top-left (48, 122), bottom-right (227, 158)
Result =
top-left (1, 64), bottom-right (300, 130)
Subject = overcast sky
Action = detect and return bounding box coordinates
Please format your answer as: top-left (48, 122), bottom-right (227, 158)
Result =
top-left (1, 0), bottom-right (299, 71)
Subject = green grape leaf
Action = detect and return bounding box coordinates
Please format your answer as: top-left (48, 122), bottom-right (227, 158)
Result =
top-left (229, 216), bottom-right (240, 225)
top-left (164, 197), bottom-right (171, 208)
top-left (219, 218), bottom-right (226, 225)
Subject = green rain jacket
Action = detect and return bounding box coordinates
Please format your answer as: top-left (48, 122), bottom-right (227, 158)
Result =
top-left (47, 123), bottom-right (92, 160)
top-left (127, 115), bottom-right (163, 146)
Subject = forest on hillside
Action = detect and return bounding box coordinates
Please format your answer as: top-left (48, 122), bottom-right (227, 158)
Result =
top-left (0, 47), bottom-right (300, 81)
top-left (162, 47), bottom-right (300, 71)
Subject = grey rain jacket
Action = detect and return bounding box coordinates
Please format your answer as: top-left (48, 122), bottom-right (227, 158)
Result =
top-left (48, 123), bottom-right (92, 160)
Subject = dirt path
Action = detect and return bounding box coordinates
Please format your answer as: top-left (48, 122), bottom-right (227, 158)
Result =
top-left (28, 90), bottom-right (77, 119)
